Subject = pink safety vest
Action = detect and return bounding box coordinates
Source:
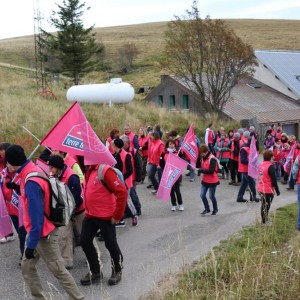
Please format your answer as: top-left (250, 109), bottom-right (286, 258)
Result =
top-left (201, 153), bottom-right (219, 184)
top-left (257, 161), bottom-right (274, 194)
top-left (238, 146), bottom-right (250, 173)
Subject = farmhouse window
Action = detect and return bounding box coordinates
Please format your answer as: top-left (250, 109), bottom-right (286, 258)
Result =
top-left (157, 95), bottom-right (163, 107)
top-left (183, 95), bottom-right (189, 109)
top-left (170, 95), bottom-right (176, 109)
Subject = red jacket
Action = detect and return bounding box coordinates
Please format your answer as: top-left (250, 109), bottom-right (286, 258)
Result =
top-left (238, 146), bottom-right (250, 173)
top-left (126, 132), bottom-right (136, 150)
top-left (201, 153), bottom-right (219, 184)
top-left (148, 139), bottom-right (164, 166)
top-left (257, 161), bottom-right (274, 194)
top-left (60, 166), bottom-right (85, 213)
top-left (119, 150), bottom-right (133, 188)
top-left (106, 136), bottom-right (114, 154)
top-left (1, 168), bottom-right (19, 216)
top-left (216, 138), bottom-right (230, 160)
top-left (138, 136), bottom-right (149, 157)
top-left (84, 165), bottom-right (127, 221)
top-left (18, 161), bottom-right (55, 237)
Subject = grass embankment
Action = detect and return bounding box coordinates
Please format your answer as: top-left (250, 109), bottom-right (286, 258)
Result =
top-left (155, 204), bottom-right (299, 300)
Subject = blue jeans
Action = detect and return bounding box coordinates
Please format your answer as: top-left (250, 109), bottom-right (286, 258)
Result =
top-left (10, 214), bottom-right (26, 256)
top-left (297, 185), bottom-right (300, 229)
top-left (288, 173), bottom-right (295, 189)
top-left (237, 172), bottom-right (257, 201)
top-left (147, 163), bottom-right (159, 190)
top-left (200, 184), bottom-right (218, 211)
top-left (129, 185), bottom-right (141, 213)
top-left (187, 164), bottom-right (195, 180)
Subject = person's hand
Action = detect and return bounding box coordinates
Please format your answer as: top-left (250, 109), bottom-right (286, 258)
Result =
top-left (25, 248), bottom-right (35, 259)
top-left (6, 182), bottom-right (21, 194)
top-left (111, 218), bottom-right (118, 225)
top-left (6, 181), bottom-right (19, 190)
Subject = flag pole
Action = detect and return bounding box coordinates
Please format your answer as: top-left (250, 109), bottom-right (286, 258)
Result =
top-left (22, 126), bottom-right (52, 152)
top-left (27, 143), bottom-right (41, 160)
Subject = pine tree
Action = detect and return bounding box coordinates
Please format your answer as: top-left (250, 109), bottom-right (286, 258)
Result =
top-left (45, 0), bottom-right (104, 85)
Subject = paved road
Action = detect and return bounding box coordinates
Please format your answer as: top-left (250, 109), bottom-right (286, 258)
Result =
top-left (0, 173), bottom-right (297, 300)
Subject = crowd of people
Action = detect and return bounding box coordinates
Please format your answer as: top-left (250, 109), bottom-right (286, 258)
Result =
top-left (0, 121), bottom-right (299, 299)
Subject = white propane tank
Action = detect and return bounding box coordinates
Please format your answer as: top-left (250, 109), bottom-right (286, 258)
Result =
top-left (66, 79), bottom-right (135, 104)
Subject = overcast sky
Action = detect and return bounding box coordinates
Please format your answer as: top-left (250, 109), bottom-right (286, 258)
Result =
top-left (0, 0), bottom-right (299, 40)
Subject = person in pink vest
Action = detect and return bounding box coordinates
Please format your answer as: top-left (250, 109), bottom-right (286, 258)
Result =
top-left (5, 145), bottom-right (84, 300)
top-left (138, 127), bottom-right (149, 184)
top-left (236, 131), bottom-right (260, 203)
top-left (124, 124), bottom-right (139, 150)
top-left (198, 144), bottom-right (220, 215)
top-left (47, 155), bottom-right (85, 270)
top-left (80, 163), bottom-right (127, 286)
top-left (291, 153), bottom-right (300, 230)
top-left (228, 132), bottom-right (242, 185)
top-left (106, 128), bottom-right (120, 154)
top-left (112, 138), bottom-right (137, 227)
top-left (257, 150), bottom-right (280, 225)
top-left (215, 132), bottom-right (231, 179)
top-left (1, 164), bottom-right (27, 262)
top-left (147, 131), bottom-right (164, 194)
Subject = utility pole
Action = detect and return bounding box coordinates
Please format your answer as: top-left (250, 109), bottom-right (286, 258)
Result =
top-left (33, 0), bottom-right (56, 98)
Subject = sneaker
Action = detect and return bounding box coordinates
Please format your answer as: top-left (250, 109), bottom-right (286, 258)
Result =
top-left (189, 178), bottom-right (195, 182)
top-left (281, 181), bottom-right (287, 185)
top-left (185, 172), bottom-right (191, 176)
top-left (80, 272), bottom-right (103, 286)
top-left (132, 215), bottom-right (138, 226)
top-left (211, 210), bottom-right (218, 215)
top-left (136, 210), bottom-right (142, 216)
top-left (6, 235), bottom-right (15, 242)
top-left (146, 184), bottom-right (153, 189)
top-left (201, 209), bottom-right (211, 215)
top-left (237, 198), bottom-right (248, 203)
top-left (108, 271), bottom-right (122, 286)
top-left (179, 205), bottom-right (184, 211)
top-left (171, 206), bottom-right (177, 211)
top-left (262, 221), bottom-right (272, 226)
top-left (0, 235), bottom-right (15, 243)
top-left (0, 237), bottom-right (7, 243)
top-left (286, 187), bottom-right (294, 191)
top-left (234, 182), bottom-right (241, 186)
top-left (228, 181), bottom-right (236, 185)
top-left (151, 190), bottom-right (157, 195)
top-left (115, 220), bottom-right (126, 228)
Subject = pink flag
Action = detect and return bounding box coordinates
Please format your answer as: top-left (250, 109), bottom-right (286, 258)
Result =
top-left (284, 143), bottom-right (296, 174)
top-left (180, 124), bottom-right (199, 168)
top-left (36, 158), bottom-right (50, 175)
top-left (248, 135), bottom-right (259, 179)
top-left (40, 102), bottom-right (116, 166)
top-left (0, 188), bottom-right (13, 238)
top-left (156, 153), bottom-right (188, 201)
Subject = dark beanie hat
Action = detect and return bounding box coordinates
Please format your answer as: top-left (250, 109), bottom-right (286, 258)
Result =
top-left (5, 144), bottom-right (27, 166)
top-left (113, 138), bottom-right (124, 149)
top-left (47, 155), bottom-right (65, 170)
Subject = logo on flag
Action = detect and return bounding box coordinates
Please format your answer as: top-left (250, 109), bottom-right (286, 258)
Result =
top-left (62, 125), bottom-right (84, 151)
top-left (156, 153), bottom-right (188, 201)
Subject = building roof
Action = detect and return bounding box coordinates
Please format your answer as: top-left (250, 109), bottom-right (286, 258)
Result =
top-left (255, 50), bottom-right (300, 99)
top-left (224, 78), bottom-right (300, 124)
top-left (148, 75), bottom-right (300, 125)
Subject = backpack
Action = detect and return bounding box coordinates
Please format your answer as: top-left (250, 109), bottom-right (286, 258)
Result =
top-left (25, 172), bottom-right (76, 227)
top-left (97, 164), bottom-right (125, 190)
top-left (209, 156), bottom-right (224, 175)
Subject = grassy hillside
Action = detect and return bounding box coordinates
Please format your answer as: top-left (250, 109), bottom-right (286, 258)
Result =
top-left (1, 19), bottom-right (300, 88)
